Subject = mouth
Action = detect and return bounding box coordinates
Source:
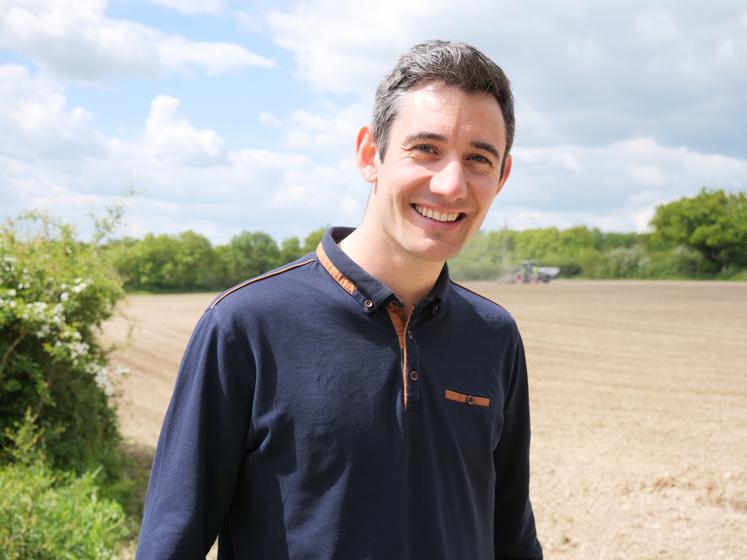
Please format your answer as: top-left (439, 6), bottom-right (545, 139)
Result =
top-left (412, 204), bottom-right (465, 223)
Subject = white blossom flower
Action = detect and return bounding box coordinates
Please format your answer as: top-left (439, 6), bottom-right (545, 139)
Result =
top-left (89, 362), bottom-right (114, 396)
top-left (69, 341), bottom-right (90, 361)
top-left (72, 280), bottom-right (89, 294)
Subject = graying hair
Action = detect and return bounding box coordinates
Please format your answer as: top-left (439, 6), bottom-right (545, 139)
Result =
top-left (372, 40), bottom-right (515, 177)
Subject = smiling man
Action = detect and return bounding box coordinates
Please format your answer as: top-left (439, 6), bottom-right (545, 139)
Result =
top-left (137, 40), bottom-right (542, 560)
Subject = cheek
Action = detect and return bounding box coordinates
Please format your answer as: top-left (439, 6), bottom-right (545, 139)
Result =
top-left (389, 160), bottom-right (431, 186)
top-left (473, 179), bottom-right (500, 208)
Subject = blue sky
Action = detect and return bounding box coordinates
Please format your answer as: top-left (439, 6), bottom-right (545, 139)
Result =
top-left (1, 0), bottom-right (745, 243)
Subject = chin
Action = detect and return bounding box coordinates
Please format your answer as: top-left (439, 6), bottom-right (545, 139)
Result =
top-left (405, 239), bottom-right (465, 263)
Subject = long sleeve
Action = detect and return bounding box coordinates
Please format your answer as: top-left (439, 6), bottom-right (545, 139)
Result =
top-left (493, 333), bottom-right (543, 560)
top-left (136, 308), bottom-right (254, 559)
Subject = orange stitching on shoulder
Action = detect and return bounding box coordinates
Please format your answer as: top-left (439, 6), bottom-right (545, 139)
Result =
top-left (316, 243), bottom-right (357, 295)
top-left (209, 258), bottom-right (316, 309)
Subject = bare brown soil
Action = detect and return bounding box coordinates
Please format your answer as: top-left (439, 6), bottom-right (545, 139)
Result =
top-left (102, 281), bottom-right (747, 559)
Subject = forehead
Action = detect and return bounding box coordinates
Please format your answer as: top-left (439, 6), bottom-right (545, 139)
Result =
top-left (391, 82), bottom-right (507, 147)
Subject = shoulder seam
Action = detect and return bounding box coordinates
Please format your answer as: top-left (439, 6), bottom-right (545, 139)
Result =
top-left (449, 279), bottom-right (509, 313)
top-left (209, 257), bottom-right (316, 310)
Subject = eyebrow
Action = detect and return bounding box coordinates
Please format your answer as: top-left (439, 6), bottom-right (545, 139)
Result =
top-left (402, 132), bottom-right (447, 145)
top-left (403, 132), bottom-right (501, 159)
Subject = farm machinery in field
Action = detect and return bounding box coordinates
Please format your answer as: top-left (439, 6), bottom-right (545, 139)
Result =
top-left (510, 260), bottom-right (560, 284)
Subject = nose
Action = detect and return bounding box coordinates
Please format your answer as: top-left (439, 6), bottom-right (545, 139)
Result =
top-left (429, 158), bottom-right (468, 201)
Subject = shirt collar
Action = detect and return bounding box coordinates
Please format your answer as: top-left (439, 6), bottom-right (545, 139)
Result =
top-left (316, 226), bottom-right (450, 313)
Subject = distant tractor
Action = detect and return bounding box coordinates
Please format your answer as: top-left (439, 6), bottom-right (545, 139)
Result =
top-left (512, 260), bottom-right (560, 284)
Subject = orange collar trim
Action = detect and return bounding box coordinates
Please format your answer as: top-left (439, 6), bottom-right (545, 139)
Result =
top-left (316, 243), bottom-right (357, 295)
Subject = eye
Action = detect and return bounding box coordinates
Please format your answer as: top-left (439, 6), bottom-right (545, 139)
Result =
top-left (413, 144), bottom-right (437, 154)
top-left (468, 153), bottom-right (493, 166)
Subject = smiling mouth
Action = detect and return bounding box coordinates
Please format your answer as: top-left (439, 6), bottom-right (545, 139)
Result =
top-left (413, 204), bottom-right (465, 223)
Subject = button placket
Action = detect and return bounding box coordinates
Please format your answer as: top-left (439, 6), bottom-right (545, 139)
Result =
top-left (404, 316), bottom-right (421, 410)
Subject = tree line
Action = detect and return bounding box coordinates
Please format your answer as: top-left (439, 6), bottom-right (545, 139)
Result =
top-left (453, 188), bottom-right (747, 280)
top-left (103, 188), bottom-right (747, 292)
top-left (106, 227), bottom-right (326, 292)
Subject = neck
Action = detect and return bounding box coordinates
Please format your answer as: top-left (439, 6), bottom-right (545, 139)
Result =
top-left (339, 226), bottom-right (444, 313)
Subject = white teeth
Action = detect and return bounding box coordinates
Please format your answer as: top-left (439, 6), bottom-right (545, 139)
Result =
top-left (415, 205), bottom-right (460, 223)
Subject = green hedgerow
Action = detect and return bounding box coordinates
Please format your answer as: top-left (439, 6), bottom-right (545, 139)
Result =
top-left (0, 212), bottom-right (126, 482)
top-left (0, 413), bottom-right (128, 560)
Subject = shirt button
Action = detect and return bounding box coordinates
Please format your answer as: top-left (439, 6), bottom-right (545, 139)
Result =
top-left (432, 305), bottom-right (439, 316)
top-left (466, 395), bottom-right (474, 405)
top-left (409, 370), bottom-right (419, 382)
top-left (364, 299), bottom-right (374, 309)
top-left (388, 300), bottom-right (399, 309)
top-left (407, 330), bottom-right (413, 340)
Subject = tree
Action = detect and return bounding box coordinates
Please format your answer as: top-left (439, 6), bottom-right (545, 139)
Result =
top-left (170, 231), bottom-right (217, 290)
top-left (301, 227), bottom-right (327, 254)
top-left (280, 236), bottom-right (303, 263)
top-left (650, 188), bottom-right (747, 273)
top-left (220, 231), bottom-right (282, 285)
top-left (111, 232), bottom-right (218, 291)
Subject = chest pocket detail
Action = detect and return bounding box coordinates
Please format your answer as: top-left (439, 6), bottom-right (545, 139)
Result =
top-left (444, 389), bottom-right (491, 408)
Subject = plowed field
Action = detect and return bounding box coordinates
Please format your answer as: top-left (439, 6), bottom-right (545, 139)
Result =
top-left (102, 281), bottom-right (747, 559)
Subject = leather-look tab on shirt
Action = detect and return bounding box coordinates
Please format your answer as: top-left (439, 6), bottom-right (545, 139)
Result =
top-left (444, 388), bottom-right (491, 408)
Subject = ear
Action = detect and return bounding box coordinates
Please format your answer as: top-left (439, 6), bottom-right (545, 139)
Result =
top-left (355, 126), bottom-right (379, 184)
top-left (496, 153), bottom-right (512, 195)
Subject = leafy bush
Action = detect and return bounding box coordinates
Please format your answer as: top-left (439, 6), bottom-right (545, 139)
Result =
top-left (0, 413), bottom-right (128, 559)
top-left (600, 246), bottom-right (647, 278)
top-left (650, 188), bottom-right (747, 273)
top-left (726, 269), bottom-right (747, 280)
top-left (109, 231), bottom-right (219, 292)
top-left (0, 212), bottom-right (125, 481)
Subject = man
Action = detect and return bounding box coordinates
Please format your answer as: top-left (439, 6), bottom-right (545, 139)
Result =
top-left (137, 40), bottom-right (542, 559)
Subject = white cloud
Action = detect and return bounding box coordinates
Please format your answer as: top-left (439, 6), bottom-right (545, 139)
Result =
top-left (156, 36), bottom-right (272, 77)
top-left (0, 0), bottom-right (272, 81)
top-left (283, 104), bottom-right (368, 155)
top-left (494, 137), bottom-right (747, 232)
top-left (142, 95), bottom-right (225, 165)
top-left (267, 0), bottom-right (448, 95)
top-left (0, 64), bottom-right (106, 160)
top-left (146, 0), bottom-right (224, 15)
top-left (629, 165), bottom-right (668, 187)
top-left (258, 112), bottom-right (283, 128)
top-left (257, 103), bottom-right (369, 155)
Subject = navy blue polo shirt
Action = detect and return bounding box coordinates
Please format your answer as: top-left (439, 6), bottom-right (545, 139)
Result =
top-left (137, 227), bottom-right (542, 560)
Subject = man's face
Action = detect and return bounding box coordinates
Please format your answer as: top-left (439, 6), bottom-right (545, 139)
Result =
top-left (359, 82), bottom-right (512, 264)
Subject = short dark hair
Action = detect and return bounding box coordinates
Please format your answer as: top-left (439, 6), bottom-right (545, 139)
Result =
top-left (372, 40), bottom-right (515, 176)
